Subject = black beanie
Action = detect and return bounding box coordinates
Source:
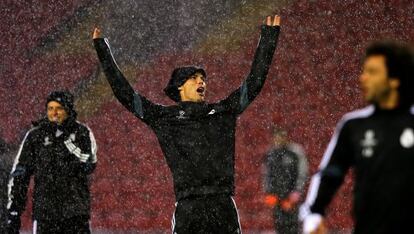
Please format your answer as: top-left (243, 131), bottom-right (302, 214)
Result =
top-left (46, 91), bottom-right (76, 117)
top-left (164, 66), bottom-right (206, 102)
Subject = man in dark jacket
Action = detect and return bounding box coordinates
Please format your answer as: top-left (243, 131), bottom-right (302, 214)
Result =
top-left (93, 15), bottom-right (280, 233)
top-left (6, 91), bottom-right (97, 234)
top-left (300, 41), bottom-right (414, 234)
top-left (263, 127), bottom-right (308, 234)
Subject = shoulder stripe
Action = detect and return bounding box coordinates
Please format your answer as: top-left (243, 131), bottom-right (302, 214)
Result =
top-left (87, 126), bottom-right (98, 163)
top-left (77, 122), bottom-right (98, 163)
top-left (341, 105), bottom-right (375, 123)
top-left (9, 127), bottom-right (38, 176)
top-left (7, 127), bottom-right (38, 209)
top-left (320, 105), bottom-right (374, 169)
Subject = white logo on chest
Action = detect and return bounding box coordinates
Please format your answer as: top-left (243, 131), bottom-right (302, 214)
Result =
top-left (176, 110), bottom-right (188, 119)
top-left (69, 133), bottom-right (76, 141)
top-left (400, 128), bottom-right (414, 148)
top-left (360, 129), bottom-right (377, 158)
top-left (208, 109), bottom-right (216, 115)
top-left (43, 137), bottom-right (52, 146)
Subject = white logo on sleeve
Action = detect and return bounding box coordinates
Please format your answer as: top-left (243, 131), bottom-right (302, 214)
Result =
top-left (400, 128), bottom-right (414, 148)
top-left (360, 129), bottom-right (377, 158)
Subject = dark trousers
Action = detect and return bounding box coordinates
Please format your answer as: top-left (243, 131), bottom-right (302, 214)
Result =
top-left (33, 215), bottom-right (90, 234)
top-left (172, 194), bottom-right (241, 234)
top-left (274, 206), bottom-right (299, 234)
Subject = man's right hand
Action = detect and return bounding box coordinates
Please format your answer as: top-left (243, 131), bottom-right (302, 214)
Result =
top-left (303, 213), bottom-right (327, 234)
top-left (6, 211), bottom-right (21, 234)
top-left (93, 27), bottom-right (102, 39)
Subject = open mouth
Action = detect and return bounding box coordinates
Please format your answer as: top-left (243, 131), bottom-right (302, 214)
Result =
top-left (196, 87), bottom-right (205, 96)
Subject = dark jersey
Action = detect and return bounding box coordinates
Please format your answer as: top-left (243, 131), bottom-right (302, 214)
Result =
top-left (264, 143), bottom-right (308, 198)
top-left (94, 25), bottom-right (280, 200)
top-left (301, 105), bottom-right (414, 233)
top-left (7, 118), bottom-right (97, 221)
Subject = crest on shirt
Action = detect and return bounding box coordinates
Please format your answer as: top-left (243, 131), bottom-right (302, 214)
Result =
top-left (208, 109), bottom-right (216, 115)
top-left (43, 137), bottom-right (52, 146)
top-left (176, 110), bottom-right (188, 119)
top-left (360, 129), bottom-right (377, 158)
top-left (400, 128), bottom-right (414, 148)
top-left (69, 133), bottom-right (76, 141)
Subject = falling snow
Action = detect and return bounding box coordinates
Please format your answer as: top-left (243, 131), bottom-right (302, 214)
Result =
top-left (1, 0), bottom-right (414, 233)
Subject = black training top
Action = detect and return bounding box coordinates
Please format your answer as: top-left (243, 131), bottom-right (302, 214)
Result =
top-left (301, 105), bottom-right (414, 233)
top-left (94, 25), bottom-right (280, 201)
top-left (264, 143), bottom-right (308, 198)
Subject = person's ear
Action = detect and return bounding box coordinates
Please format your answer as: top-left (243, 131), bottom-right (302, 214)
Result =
top-left (178, 86), bottom-right (183, 91)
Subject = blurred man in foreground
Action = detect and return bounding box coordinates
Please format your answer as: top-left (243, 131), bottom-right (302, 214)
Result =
top-left (300, 41), bottom-right (414, 234)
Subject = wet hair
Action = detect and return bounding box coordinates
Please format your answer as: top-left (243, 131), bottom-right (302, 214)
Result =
top-left (365, 41), bottom-right (414, 107)
top-left (164, 66), bottom-right (206, 102)
top-left (46, 90), bottom-right (77, 118)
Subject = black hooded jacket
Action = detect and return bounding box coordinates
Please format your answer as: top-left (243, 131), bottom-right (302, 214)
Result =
top-left (7, 117), bottom-right (97, 221)
top-left (94, 25), bottom-right (280, 200)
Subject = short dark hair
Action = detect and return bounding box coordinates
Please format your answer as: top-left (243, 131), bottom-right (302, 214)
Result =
top-left (365, 41), bottom-right (414, 107)
top-left (46, 90), bottom-right (77, 118)
top-left (164, 66), bottom-right (206, 102)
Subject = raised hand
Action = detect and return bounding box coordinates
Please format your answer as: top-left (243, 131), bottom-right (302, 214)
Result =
top-left (265, 15), bottom-right (281, 26)
top-left (93, 27), bottom-right (102, 39)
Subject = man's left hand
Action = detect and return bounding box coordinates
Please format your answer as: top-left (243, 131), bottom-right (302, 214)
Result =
top-left (93, 27), bottom-right (102, 39)
top-left (265, 15), bottom-right (281, 26)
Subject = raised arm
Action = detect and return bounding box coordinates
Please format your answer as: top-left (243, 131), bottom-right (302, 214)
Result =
top-left (92, 28), bottom-right (162, 124)
top-left (221, 15), bottom-right (281, 114)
